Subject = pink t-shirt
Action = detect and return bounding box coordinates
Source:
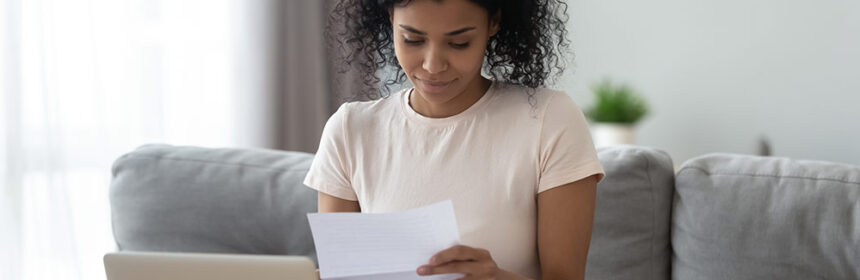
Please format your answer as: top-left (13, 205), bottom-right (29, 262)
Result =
top-left (303, 81), bottom-right (604, 279)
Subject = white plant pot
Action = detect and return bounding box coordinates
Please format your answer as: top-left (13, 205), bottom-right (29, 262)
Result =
top-left (591, 123), bottom-right (636, 148)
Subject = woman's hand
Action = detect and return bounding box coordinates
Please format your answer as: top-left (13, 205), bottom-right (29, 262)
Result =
top-left (416, 245), bottom-right (504, 279)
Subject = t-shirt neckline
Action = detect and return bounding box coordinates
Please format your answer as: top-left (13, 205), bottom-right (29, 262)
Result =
top-left (401, 79), bottom-right (497, 127)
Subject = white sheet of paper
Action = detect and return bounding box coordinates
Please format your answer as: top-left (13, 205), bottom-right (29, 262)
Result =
top-left (307, 200), bottom-right (463, 280)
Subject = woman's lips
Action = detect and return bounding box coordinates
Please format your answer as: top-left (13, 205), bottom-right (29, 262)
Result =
top-left (418, 78), bottom-right (455, 93)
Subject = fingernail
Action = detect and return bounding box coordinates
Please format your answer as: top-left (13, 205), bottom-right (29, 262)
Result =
top-left (418, 267), bottom-right (428, 274)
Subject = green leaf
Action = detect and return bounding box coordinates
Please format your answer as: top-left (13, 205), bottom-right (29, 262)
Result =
top-left (585, 79), bottom-right (649, 124)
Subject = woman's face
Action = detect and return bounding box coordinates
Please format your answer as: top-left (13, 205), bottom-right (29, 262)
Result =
top-left (390, 0), bottom-right (498, 103)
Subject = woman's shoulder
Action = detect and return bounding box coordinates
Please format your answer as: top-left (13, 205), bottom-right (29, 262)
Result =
top-left (333, 88), bottom-right (406, 126)
top-left (492, 81), bottom-right (580, 118)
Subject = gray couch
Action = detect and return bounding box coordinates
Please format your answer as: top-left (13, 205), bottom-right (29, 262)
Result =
top-left (109, 144), bottom-right (860, 279)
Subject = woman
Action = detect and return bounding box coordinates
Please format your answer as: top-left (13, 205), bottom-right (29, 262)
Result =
top-left (303, 0), bottom-right (604, 279)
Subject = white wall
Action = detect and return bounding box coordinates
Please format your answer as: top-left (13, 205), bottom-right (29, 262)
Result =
top-left (560, 0), bottom-right (860, 165)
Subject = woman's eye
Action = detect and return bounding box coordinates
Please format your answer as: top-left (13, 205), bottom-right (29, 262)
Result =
top-left (450, 42), bottom-right (470, 49)
top-left (404, 39), bottom-right (424, 45)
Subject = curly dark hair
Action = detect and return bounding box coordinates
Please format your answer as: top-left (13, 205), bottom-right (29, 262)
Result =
top-left (327, 0), bottom-right (571, 105)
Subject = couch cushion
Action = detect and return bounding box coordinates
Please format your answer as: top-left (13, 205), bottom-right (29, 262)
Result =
top-left (673, 153), bottom-right (860, 279)
top-left (109, 144), bottom-right (319, 264)
top-left (586, 146), bottom-right (675, 280)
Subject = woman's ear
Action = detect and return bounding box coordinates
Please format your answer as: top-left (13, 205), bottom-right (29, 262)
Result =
top-left (388, 7), bottom-right (394, 24)
top-left (489, 9), bottom-right (501, 37)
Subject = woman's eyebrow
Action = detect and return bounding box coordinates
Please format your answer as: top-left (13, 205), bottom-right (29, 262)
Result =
top-left (398, 24), bottom-right (476, 36)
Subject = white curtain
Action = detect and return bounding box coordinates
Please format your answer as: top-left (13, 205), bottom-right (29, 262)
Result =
top-left (1, 0), bottom-right (280, 279)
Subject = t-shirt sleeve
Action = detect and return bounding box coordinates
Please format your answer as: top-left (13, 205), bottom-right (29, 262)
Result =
top-left (302, 104), bottom-right (358, 201)
top-left (536, 91), bottom-right (605, 194)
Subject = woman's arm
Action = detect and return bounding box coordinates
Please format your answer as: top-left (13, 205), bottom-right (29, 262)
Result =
top-left (317, 192), bottom-right (361, 213)
top-left (536, 174), bottom-right (599, 280)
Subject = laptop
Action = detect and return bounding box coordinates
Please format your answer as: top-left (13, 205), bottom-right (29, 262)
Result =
top-left (104, 251), bottom-right (317, 280)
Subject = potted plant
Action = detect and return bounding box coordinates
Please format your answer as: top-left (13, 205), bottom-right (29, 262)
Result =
top-left (585, 79), bottom-right (649, 147)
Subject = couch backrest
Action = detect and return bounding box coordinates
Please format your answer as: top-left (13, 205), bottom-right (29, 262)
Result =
top-left (111, 144), bottom-right (860, 279)
top-left (109, 144), bottom-right (319, 262)
top-left (586, 146), bottom-right (675, 280)
top-left (673, 153), bottom-right (860, 279)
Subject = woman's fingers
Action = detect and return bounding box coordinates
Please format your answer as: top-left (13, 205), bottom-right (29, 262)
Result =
top-left (428, 245), bottom-right (490, 265)
top-left (417, 245), bottom-right (500, 278)
top-left (418, 260), bottom-right (478, 276)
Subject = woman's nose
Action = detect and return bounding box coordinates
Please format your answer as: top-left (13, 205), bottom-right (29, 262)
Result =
top-left (422, 48), bottom-right (448, 74)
